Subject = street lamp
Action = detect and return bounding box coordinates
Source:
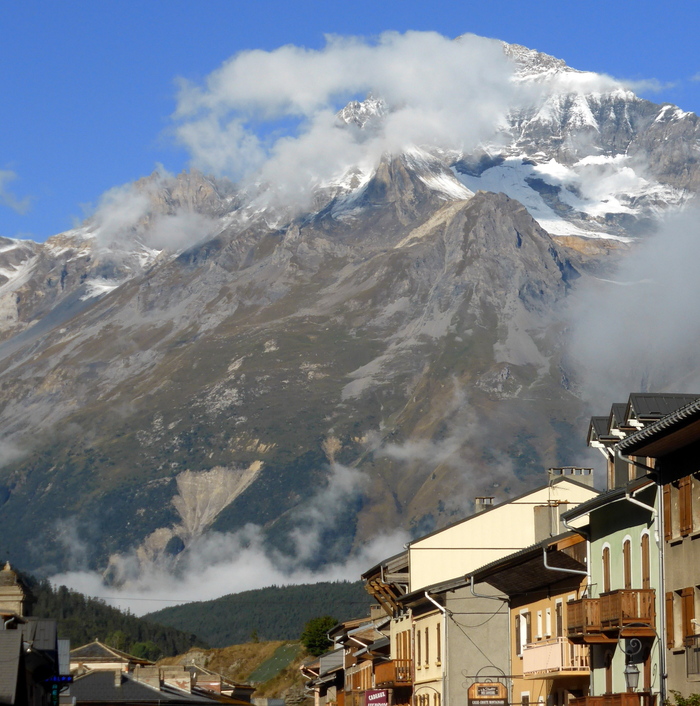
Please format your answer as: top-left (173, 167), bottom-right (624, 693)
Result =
top-left (623, 662), bottom-right (640, 692)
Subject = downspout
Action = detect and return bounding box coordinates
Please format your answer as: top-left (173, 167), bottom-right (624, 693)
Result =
top-left (424, 592), bottom-right (447, 706)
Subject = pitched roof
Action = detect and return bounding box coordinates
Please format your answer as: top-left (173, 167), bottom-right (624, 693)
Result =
top-left (0, 630), bottom-right (22, 705)
top-left (617, 396), bottom-right (700, 458)
top-left (467, 532), bottom-right (586, 595)
top-left (20, 618), bottom-right (57, 653)
top-left (627, 393), bottom-right (700, 422)
top-left (70, 639), bottom-right (153, 665)
top-left (70, 670), bottom-right (217, 704)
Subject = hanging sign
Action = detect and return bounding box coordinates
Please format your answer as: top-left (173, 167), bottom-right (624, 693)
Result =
top-left (468, 682), bottom-right (508, 706)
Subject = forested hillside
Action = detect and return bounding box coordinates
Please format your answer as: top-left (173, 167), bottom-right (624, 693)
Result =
top-left (24, 574), bottom-right (207, 659)
top-left (146, 581), bottom-right (374, 647)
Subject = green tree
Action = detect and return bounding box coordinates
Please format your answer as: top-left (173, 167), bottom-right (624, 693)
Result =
top-left (300, 616), bottom-right (337, 656)
top-left (129, 641), bottom-right (162, 662)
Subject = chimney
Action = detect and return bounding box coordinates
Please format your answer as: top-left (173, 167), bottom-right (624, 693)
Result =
top-left (548, 467), bottom-right (594, 488)
top-left (474, 496), bottom-right (494, 514)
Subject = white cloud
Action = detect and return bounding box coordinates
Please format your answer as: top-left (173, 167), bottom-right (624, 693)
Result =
top-left (89, 171), bottom-right (218, 251)
top-left (172, 32), bottom-right (524, 208)
top-left (0, 170), bottom-right (31, 215)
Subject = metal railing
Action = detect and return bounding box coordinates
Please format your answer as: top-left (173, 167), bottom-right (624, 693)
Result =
top-left (522, 637), bottom-right (590, 677)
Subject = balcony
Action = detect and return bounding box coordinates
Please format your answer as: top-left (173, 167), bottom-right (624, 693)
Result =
top-left (599, 590), bottom-right (656, 635)
top-left (570, 693), bottom-right (656, 706)
top-left (345, 661), bottom-right (373, 692)
top-left (374, 659), bottom-right (412, 687)
top-left (567, 598), bottom-right (611, 643)
top-left (522, 637), bottom-right (590, 678)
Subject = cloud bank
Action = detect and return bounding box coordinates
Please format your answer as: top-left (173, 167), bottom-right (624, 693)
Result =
top-left (567, 208), bottom-right (700, 404)
top-left (51, 462), bottom-right (409, 616)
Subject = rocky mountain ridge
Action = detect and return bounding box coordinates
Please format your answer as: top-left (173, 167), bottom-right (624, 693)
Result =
top-left (0, 40), bottom-right (698, 588)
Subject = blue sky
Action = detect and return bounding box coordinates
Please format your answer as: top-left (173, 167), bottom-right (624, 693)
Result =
top-left (2, 1), bottom-right (699, 242)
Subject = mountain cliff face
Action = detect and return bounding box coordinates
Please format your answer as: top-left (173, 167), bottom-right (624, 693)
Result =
top-left (1, 41), bottom-right (699, 581)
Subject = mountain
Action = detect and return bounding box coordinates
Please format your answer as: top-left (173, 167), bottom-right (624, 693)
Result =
top-left (145, 582), bottom-right (373, 647)
top-left (1, 41), bottom-right (698, 585)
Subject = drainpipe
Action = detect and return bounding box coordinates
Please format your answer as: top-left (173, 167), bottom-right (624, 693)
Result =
top-left (424, 592), bottom-right (447, 706)
top-left (541, 547), bottom-right (589, 577)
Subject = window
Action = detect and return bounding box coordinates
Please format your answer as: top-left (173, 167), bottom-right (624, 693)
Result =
top-left (602, 546), bottom-right (611, 593)
top-left (545, 607), bottom-right (552, 637)
top-left (436, 622), bottom-right (441, 664)
top-left (416, 626), bottom-right (421, 668)
top-left (537, 611), bottom-right (543, 639)
top-left (425, 627), bottom-right (429, 666)
top-left (516, 612), bottom-right (531, 655)
top-left (623, 539), bottom-right (632, 589)
top-left (521, 693), bottom-right (530, 706)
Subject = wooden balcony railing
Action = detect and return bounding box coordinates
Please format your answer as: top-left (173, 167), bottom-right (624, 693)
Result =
top-left (570, 692), bottom-right (656, 706)
top-left (345, 661), bottom-right (373, 692)
top-left (599, 590), bottom-right (656, 633)
top-left (567, 598), bottom-right (602, 641)
top-left (374, 659), bottom-right (412, 687)
top-left (522, 637), bottom-right (590, 677)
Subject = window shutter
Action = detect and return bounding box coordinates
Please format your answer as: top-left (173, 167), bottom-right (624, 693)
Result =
top-left (680, 477), bottom-right (693, 536)
top-left (682, 587), bottom-right (695, 646)
top-left (515, 614), bottom-right (521, 656)
top-left (666, 591), bottom-right (675, 649)
top-left (663, 485), bottom-right (672, 541)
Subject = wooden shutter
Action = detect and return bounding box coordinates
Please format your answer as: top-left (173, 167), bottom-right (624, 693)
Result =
top-left (680, 477), bottom-right (693, 536)
top-left (663, 484), bottom-right (672, 540)
top-left (666, 591), bottom-right (675, 649)
top-left (436, 622), bottom-right (441, 664)
top-left (602, 546), bottom-right (611, 593)
top-left (515, 614), bottom-right (521, 655)
top-left (425, 627), bottom-right (429, 665)
top-left (641, 533), bottom-right (650, 589)
top-left (623, 540), bottom-right (632, 589)
top-left (682, 587), bottom-right (695, 646)
top-left (525, 611), bottom-right (532, 644)
top-left (416, 625), bottom-right (421, 666)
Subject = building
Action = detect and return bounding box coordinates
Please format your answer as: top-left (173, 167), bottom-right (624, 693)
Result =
top-left (613, 396), bottom-right (700, 698)
top-left (470, 533), bottom-right (591, 706)
top-left (362, 470), bottom-right (599, 706)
